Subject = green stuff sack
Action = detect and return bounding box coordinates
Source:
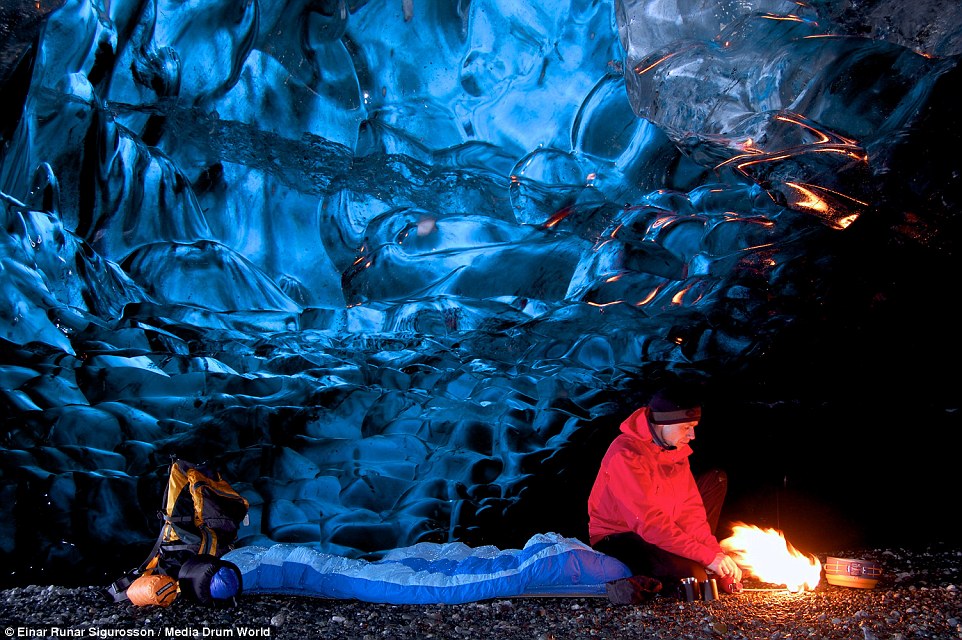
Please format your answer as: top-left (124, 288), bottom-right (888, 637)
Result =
top-left (105, 458), bottom-right (250, 604)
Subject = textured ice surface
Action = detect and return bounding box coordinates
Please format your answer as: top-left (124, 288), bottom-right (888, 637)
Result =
top-left (0, 0), bottom-right (959, 585)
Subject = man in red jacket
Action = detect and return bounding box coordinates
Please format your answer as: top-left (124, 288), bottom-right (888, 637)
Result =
top-left (588, 386), bottom-right (742, 598)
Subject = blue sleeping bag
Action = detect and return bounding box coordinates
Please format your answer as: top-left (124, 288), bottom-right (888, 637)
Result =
top-left (223, 532), bottom-right (631, 604)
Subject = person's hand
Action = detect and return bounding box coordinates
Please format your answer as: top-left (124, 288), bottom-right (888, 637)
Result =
top-left (708, 552), bottom-right (742, 583)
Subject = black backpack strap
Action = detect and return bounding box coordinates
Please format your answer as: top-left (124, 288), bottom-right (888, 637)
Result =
top-left (103, 572), bottom-right (137, 603)
top-left (103, 518), bottom-right (175, 602)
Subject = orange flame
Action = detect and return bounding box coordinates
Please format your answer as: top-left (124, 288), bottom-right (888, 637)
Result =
top-left (720, 523), bottom-right (821, 591)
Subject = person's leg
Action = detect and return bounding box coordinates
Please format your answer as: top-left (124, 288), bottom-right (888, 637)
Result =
top-left (593, 532), bottom-right (708, 585)
top-left (695, 468), bottom-right (727, 535)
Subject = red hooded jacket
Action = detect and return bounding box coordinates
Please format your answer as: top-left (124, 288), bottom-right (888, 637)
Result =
top-left (587, 407), bottom-right (722, 567)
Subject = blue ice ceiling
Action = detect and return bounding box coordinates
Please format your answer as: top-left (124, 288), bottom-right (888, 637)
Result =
top-left (1, 0), bottom-right (960, 585)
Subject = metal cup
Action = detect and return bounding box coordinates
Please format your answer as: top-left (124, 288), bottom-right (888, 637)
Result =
top-left (680, 577), bottom-right (699, 601)
top-left (702, 578), bottom-right (718, 601)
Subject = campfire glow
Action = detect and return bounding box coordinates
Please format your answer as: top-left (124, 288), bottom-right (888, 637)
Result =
top-left (720, 523), bottom-right (822, 591)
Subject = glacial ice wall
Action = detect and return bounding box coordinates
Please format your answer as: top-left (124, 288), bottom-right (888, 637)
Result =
top-left (0, 0), bottom-right (959, 585)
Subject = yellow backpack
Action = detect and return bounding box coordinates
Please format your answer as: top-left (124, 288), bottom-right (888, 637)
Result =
top-left (105, 458), bottom-right (250, 605)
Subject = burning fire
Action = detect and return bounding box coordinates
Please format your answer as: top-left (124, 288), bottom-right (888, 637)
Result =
top-left (720, 523), bottom-right (822, 591)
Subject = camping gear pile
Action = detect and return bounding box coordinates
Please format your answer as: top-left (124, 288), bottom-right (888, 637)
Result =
top-left (105, 459), bottom-right (250, 607)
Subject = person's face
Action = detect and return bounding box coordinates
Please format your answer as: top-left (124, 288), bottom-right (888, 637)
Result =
top-left (657, 421), bottom-right (699, 448)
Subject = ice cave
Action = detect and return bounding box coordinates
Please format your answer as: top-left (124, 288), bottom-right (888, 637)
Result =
top-left (0, 0), bottom-right (959, 586)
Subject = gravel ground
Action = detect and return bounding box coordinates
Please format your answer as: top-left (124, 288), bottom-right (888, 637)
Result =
top-left (1, 544), bottom-right (960, 640)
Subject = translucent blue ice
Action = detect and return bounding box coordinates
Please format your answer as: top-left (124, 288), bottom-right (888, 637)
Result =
top-left (0, 0), bottom-right (959, 583)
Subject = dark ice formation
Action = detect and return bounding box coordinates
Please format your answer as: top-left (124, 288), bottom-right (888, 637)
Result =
top-left (0, 0), bottom-right (959, 585)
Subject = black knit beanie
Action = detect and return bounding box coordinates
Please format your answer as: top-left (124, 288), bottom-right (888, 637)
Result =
top-left (648, 387), bottom-right (702, 425)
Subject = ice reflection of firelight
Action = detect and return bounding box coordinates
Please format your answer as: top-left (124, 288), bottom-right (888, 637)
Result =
top-left (720, 523), bottom-right (822, 592)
